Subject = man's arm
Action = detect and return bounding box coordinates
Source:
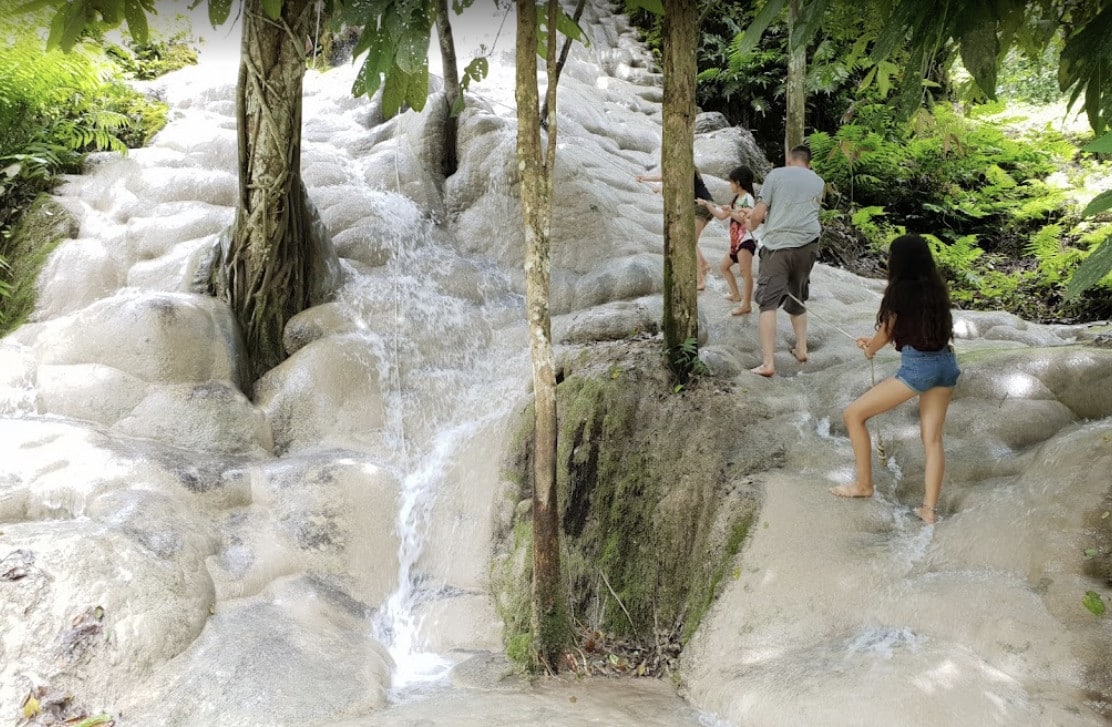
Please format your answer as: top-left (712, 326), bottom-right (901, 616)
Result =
top-left (747, 200), bottom-right (768, 232)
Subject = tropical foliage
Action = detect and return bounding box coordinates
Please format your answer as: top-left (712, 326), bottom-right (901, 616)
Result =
top-left (0, 10), bottom-right (175, 323)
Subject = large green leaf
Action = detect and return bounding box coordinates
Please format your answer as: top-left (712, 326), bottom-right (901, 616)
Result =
top-left (1083, 132), bottom-right (1112, 155)
top-left (625, 0), bottom-right (662, 14)
top-left (261, 0), bottom-right (281, 21)
top-left (207, 0), bottom-right (232, 27)
top-left (1065, 239), bottom-right (1112, 301)
top-left (58, 1), bottom-right (88, 51)
top-left (959, 13), bottom-right (998, 99)
top-left (123, 0), bottom-right (148, 44)
top-left (737, 0), bottom-right (787, 56)
top-left (1081, 190), bottom-right (1112, 219)
top-left (405, 61), bottom-right (429, 113)
top-left (395, 27), bottom-right (429, 75)
top-left (381, 66), bottom-right (407, 119)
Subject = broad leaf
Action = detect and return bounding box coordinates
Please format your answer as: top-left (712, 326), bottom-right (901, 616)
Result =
top-left (1081, 189), bottom-right (1112, 218)
top-left (208, 0), bottom-right (232, 27)
top-left (60, 1), bottom-right (88, 51)
top-left (395, 28), bottom-right (429, 75)
top-left (737, 0), bottom-right (787, 56)
top-left (261, 0), bottom-right (281, 21)
top-left (959, 14), bottom-right (998, 99)
top-left (1083, 132), bottom-right (1112, 155)
top-left (1064, 239), bottom-right (1112, 300)
top-left (406, 61), bottom-right (429, 112)
top-left (123, 0), bottom-right (149, 45)
top-left (624, 0), bottom-right (662, 14)
top-left (381, 66), bottom-right (407, 119)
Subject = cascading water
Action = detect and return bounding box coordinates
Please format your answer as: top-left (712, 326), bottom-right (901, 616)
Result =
top-left (324, 179), bottom-right (529, 691)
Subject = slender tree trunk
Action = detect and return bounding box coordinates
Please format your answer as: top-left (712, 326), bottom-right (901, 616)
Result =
top-left (661, 0), bottom-right (699, 380)
top-left (214, 0), bottom-right (316, 383)
top-left (785, 0), bottom-right (806, 157)
top-left (539, 0), bottom-right (587, 125)
top-left (516, 0), bottom-right (568, 673)
top-left (435, 0), bottom-right (459, 177)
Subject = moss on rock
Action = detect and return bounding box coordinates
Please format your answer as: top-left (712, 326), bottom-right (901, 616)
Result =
top-left (1, 194), bottom-right (77, 335)
top-left (494, 339), bottom-right (773, 666)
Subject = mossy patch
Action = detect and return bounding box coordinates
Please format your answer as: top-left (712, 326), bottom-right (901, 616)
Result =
top-left (0, 195), bottom-right (77, 335)
top-left (494, 338), bottom-right (772, 669)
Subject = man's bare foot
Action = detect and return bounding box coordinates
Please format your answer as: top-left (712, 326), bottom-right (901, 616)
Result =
top-left (830, 483), bottom-right (874, 497)
top-left (750, 364), bottom-right (774, 378)
top-left (731, 305), bottom-right (752, 316)
top-left (915, 506), bottom-right (938, 524)
top-left (790, 348), bottom-right (808, 363)
top-left (724, 293), bottom-right (741, 302)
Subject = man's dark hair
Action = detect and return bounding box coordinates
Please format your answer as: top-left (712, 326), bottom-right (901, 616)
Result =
top-left (788, 145), bottom-right (812, 165)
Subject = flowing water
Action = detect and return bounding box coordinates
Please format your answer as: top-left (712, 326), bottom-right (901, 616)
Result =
top-left (2, 2), bottom-right (1110, 725)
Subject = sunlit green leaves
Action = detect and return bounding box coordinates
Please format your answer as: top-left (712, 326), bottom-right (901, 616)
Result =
top-left (452, 55), bottom-right (489, 115)
top-left (123, 0), bottom-right (149, 45)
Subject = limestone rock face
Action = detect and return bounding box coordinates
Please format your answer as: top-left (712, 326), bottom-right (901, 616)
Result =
top-left (2, 0), bottom-right (1110, 724)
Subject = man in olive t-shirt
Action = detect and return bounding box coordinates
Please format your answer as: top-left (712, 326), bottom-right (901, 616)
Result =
top-left (745, 145), bottom-right (825, 377)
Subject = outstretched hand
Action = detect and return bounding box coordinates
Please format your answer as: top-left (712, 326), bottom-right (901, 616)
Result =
top-left (856, 337), bottom-right (874, 359)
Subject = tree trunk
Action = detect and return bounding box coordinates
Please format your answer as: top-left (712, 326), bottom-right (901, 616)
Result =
top-left (661, 0), bottom-right (699, 380)
top-left (516, 0), bottom-right (568, 673)
top-left (216, 0), bottom-right (316, 383)
top-left (784, 0), bottom-right (806, 158)
top-left (435, 0), bottom-right (459, 177)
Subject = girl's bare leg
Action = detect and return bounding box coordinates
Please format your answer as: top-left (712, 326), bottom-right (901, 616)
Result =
top-left (832, 378), bottom-right (916, 497)
top-left (915, 386), bottom-right (954, 523)
top-left (720, 255), bottom-right (741, 301)
top-left (734, 250), bottom-right (754, 314)
top-left (695, 218), bottom-right (711, 289)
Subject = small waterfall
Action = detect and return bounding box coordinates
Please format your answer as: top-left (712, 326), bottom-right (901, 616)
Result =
top-left (321, 172), bottom-right (527, 690)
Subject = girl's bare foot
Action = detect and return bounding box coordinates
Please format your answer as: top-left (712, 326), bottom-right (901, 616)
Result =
top-left (724, 293), bottom-right (741, 302)
top-left (915, 506), bottom-right (938, 524)
top-left (830, 483), bottom-right (874, 497)
top-left (790, 348), bottom-right (808, 363)
top-left (750, 364), bottom-right (774, 378)
top-left (731, 305), bottom-right (752, 316)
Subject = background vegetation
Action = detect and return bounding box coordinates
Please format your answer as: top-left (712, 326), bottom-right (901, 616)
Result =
top-left (0, 11), bottom-right (192, 332)
top-left (626, 0), bottom-right (1112, 324)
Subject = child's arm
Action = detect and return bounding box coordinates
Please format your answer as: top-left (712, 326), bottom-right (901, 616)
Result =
top-left (697, 198), bottom-right (732, 220)
top-left (857, 318), bottom-right (894, 359)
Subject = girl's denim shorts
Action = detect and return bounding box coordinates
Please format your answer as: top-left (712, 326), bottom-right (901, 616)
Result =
top-left (895, 345), bottom-right (961, 393)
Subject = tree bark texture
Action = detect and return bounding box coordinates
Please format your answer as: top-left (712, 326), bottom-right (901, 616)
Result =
top-left (785, 0), bottom-right (806, 158)
top-left (516, 0), bottom-right (567, 673)
top-left (217, 0), bottom-right (315, 384)
top-left (660, 0), bottom-right (699, 379)
top-left (435, 0), bottom-right (459, 177)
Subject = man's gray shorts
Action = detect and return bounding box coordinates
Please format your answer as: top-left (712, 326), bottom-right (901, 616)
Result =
top-left (755, 240), bottom-right (819, 315)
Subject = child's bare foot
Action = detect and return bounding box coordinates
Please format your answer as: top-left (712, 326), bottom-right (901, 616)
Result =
top-left (830, 483), bottom-right (874, 497)
top-left (750, 364), bottom-right (774, 378)
top-left (724, 293), bottom-right (741, 302)
top-left (731, 305), bottom-right (752, 316)
top-left (915, 506), bottom-right (938, 524)
top-left (790, 348), bottom-right (808, 363)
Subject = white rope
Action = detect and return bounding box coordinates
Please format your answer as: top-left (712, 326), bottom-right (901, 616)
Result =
top-left (785, 292), bottom-right (887, 461)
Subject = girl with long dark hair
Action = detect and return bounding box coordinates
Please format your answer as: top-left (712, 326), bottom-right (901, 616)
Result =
top-left (700, 165), bottom-right (759, 315)
top-left (831, 235), bottom-right (961, 524)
